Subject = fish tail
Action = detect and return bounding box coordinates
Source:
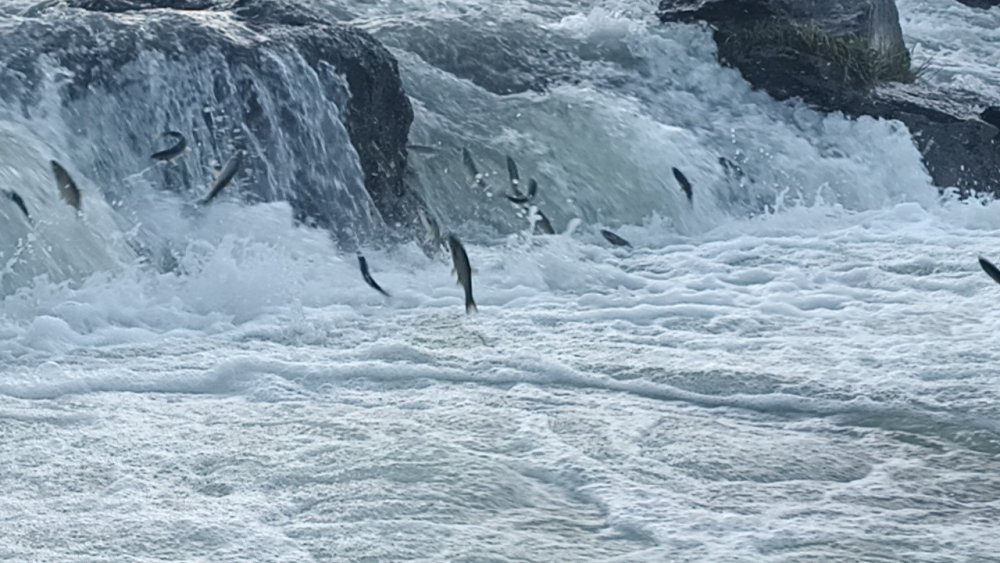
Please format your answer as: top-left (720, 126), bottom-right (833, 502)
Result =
top-left (466, 300), bottom-right (478, 313)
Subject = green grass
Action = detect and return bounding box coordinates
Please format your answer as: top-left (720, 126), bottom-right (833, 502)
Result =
top-left (720, 20), bottom-right (916, 89)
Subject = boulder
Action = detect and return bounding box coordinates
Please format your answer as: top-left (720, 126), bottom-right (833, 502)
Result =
top-left (659, 0), bottom-right (1000, 196)
top-left (5, 0), bottom-right (420, 242)
top-left (954, 0), bottom-right (1000, 8)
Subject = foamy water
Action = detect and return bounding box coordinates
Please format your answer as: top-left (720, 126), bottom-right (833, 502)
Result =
top-left (2, 0), bottom-right (999, 560)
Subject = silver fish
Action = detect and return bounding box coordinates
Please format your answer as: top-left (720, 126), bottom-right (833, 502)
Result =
top-left (532, 207), bottom-right (555, 235)
top-left (506, 155), bottom-right (522, 194)
top-left (50, 160), bottom-right (81, 212)
top-left (462, 147), bottom-right (487, 189)
top-left (979, 256), bottom-right (1000, 286)
top-left (600, 229), bottom-right (631, 247)
top-left (358, 254), bottom-right (391, 297)
top-left (4, 189), bottom-right (31, 223)
top-left (506, 178), bottom-right (538, 205)
top-left (407, 144), bottom-right (438, 154)
top-left (151, 131), bottom-right (188, 162)
top-left (448, 234), bottom-right (477, 313)
top-left (199, 150), bottom-right (244, 205)
top-left (417, 207), bottom-right (444, 250)
top-left (719, 156), bottom-right (739, 177)
top-left (673, 167), bottom-right (693, 204)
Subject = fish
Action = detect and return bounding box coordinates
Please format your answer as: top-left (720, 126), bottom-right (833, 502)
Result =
top-left (417, 207), bottom-right (444, 251)
top-left (151, 131), bottom-right (187, 161)
top-left (407, 144), bottom-right (438, 154)
top-left (358, 254), bottom-right (391, 297)
top-left (719, 156), bottom-right (738, 176)
top-left (462, 147), bottom-right (486, 189)
top-left (720, 156), bottom-right (754, 184)
top-left (199, 150), bottom-right (244, 206)
top-left (4, 189), bottom-right (31, 223)
top-left (50, 160), bottom-right (81, 212)
top-left (447, 234), bottom-right (477, 313)
top-left (532, 207), bottom-right (555, 235)
top-left (462, 147), bottom-right (478, 176)
top-left (979, 256), bottom-right (1000, 286)
top-left (506, 155), bottom-right (521, 193)
top-left (506, 178), bottom-right (538, 205)
top-left (673, 166), bottom-right (693, 203)
top-left (600, 229), bottom-right (631, 247)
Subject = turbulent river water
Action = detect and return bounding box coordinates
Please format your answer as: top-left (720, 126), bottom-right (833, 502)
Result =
top-left (1, 0), bottom-right (999, 560)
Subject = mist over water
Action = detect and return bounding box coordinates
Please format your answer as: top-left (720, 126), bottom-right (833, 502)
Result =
top-left (2, 0), bottom-right (1000, 560)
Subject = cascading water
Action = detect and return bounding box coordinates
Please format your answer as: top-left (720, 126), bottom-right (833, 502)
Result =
top-left (2, 0), bottom-right (1000, 560)
top-left (352, 1), bottom-right (946, 241)
top-left (0, 4), bottom-right (385, 293)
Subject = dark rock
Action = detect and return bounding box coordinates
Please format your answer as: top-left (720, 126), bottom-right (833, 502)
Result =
top-left (955, 0), bottom-right (1000, 8)
top-left (6, 0), bottom-right (420, 242)
top-left (659, 0), bottom-right (910, 111)
top-left (981, 106), bottom-right (1000, 130)
top-left (659, 0), bottom-right (1000, 196)
top-left (861, 86), bottom-right (1000, 195)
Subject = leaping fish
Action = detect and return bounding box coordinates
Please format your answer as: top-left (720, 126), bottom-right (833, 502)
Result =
top-left (506, 155), bottom-right (522, 194)
top-left (4, 189), bottom-right (31, 223)
top-left (417, 207), bottom-right (444, 252)
top-left (531, 206), bottom-right (555, 235)
top-left (600, 229), bottom-right (631, 247)
top-left (358, 254), bottom-right (391, 297)
top-left (506, 178), bottom-right (538, 205)
top-left (50, 160), bottom-right (81, 212)
top-left (448, 234), bottom-right (477, 313)
top-left (720, 156), bottom-right (754, 184)
top-left (199, 150), bottom-right (244, 206)
top-left (151, 131), bottom-right (188, 162)
top-left (979, 256), bottom-right (1000, 286)
top-left (672, 166), bottom-right (693, 204)
top-left (462, 147), bottom-right (487, 190)
top-left (407, 144), bottom-right (439, 154)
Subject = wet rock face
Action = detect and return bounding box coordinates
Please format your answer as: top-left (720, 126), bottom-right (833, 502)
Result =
top-left (658, 0), bottom-right (1000, 196)
top-left (953, 0), bottom-right (1000, 9)
top-left (658, 0), bottom-right (911, 109)
top-left (9, 0), bottom-right (422, 241)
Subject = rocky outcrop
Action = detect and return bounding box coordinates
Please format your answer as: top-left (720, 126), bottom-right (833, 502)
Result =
top-left (659, 0), bottom-right (1000, 196)
top-left (955, 0), bottom-right (1000, 9)
top-left (6, 0), bottom-right (420, 241)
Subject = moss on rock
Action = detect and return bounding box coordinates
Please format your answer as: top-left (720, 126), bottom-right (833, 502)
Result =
top-left (719, 19), bottom-right (914, 90)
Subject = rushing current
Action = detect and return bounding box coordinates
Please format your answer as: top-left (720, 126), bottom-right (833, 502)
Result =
top-left (2, 0), bottom-right (999, 560)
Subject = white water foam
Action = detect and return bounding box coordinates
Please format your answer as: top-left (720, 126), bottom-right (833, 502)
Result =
top-left (2, 0), bottom-right (1000, 560)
